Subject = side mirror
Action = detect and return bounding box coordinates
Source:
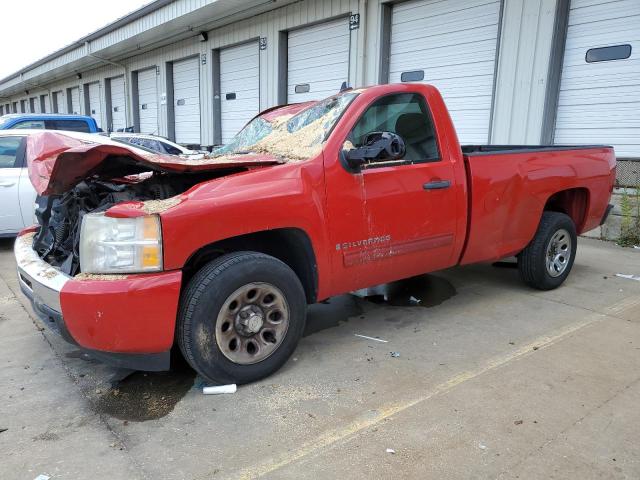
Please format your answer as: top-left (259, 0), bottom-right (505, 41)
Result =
top-left (343, 131), bottom-right (406, 171)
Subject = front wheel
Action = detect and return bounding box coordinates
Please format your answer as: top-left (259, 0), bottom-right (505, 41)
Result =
top-left (177, 252), bottom-right (306, 384)
top-left (518, 212), bottom-right (577, 290)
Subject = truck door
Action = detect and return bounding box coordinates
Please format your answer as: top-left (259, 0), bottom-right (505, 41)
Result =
top-left (324, 92), bottom-right (461, 293)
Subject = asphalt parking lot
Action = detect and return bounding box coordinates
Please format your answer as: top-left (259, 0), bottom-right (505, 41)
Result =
top-left (1, 237), bottom-right (639, 480)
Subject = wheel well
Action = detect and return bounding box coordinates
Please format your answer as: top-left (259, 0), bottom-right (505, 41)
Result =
top-left (544, 188), bottom-right (589, 232)
top-left (182, 228), bottom-right (318, 304)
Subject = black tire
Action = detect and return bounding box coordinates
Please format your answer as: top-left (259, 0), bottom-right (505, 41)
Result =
top-left (518, 212), bottom-right (577, 290)
top-left (177, 252), bottom-right (306, 385)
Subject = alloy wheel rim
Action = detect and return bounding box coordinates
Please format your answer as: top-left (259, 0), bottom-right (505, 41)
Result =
top-left (545, 228), bottom-right (572, 277)
top-left (215, 282), bottom-right (290, 365)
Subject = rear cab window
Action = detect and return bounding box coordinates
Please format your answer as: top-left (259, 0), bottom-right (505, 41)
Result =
top-left (159, 142), bottom-right (183, 155)
top-left (45, 120), bottom-right (91, 133)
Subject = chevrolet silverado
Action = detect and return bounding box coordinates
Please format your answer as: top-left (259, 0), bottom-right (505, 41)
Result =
top-left (15, 83), bottom-right (616, 383)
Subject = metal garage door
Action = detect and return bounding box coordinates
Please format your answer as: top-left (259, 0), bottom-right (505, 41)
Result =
top-left (287, 18), bottom-right (351, 103)
top-left (110, 76), bottom-right (126, 131)
top-left (389, 0), bottom-right (501, 144)
top-left (554, 0), bottom-right (640, 158)
top-left (88, 83), bottom-right (102, 129)
top-left (220, 41), bottom-right (260, 144)
top-left (137, 68), bottom-right (159, 135)
top-left (69, 87), bottom-right (81, 114)
top-left (173, 57), bottom-right (201, 144)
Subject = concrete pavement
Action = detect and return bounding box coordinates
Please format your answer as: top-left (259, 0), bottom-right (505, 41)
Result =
top-left (0, 237), bottom-right (638, 480)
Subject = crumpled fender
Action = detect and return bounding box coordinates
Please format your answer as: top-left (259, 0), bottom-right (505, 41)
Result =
top-left (26, 131), bottom-right (283, 195)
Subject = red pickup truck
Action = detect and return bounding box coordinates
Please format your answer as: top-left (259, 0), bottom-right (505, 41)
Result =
top-left (15, 83), bottom-right (615, 384)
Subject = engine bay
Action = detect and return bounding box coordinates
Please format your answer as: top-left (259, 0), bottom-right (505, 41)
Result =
top-left (31, 170), bottom-right (241, 276)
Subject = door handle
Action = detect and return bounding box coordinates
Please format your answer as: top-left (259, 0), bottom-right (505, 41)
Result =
top-left (0, 181), bottom-right (15, 187)
top-left (423, 180), bottom-right (450, 190)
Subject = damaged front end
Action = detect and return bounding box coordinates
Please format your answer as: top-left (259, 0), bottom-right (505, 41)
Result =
top-left (25, 131), bottom-right (283, 276)
top-left (32, 176), bottom-right (179, 276)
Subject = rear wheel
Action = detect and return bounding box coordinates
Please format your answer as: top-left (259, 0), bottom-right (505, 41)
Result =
top-left (518, 212), bottom-right (577, 290)
top-left (177, 252), bottom-right (306, 384)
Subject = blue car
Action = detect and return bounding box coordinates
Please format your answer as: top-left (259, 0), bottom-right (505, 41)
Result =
top-left (0, 113), bottom-right (101, 133)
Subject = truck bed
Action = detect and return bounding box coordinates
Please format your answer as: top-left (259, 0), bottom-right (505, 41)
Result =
top-left (459, 145), bottom-right (616, 265)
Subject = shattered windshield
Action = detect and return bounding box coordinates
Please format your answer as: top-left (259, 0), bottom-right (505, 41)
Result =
top-left (213, 92), bottom-right (359, 160)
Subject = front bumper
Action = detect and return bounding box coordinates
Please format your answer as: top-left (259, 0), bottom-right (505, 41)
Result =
top-left (15, 233), bottom-right (182, 371)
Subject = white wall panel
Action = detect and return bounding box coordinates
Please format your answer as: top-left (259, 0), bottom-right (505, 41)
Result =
top-left (41, 94), bottom-right (51, 113)
top-left (491, 0), bottom-right (557, 144)
top-left (69, 87), bottom-right (81, 114)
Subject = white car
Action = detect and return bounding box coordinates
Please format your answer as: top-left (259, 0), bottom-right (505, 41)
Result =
top-left (109, 133), bottom-right (208, 158)
top-left (0, 130), bottom-right (37, 236)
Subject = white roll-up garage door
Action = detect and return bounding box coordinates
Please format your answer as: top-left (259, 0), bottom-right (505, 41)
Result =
top-left (137, 68), bottom-right (159, 135)
top-left (554, 0), bottom-right (639, 158)
top-left (110, 76), bottom-right (126, 132)
top-left (389, 0), bottom-right (501, 144)
top-left (69, 87), bottom-right (81, 114)
top-left (287, 18), bottom-right (351, 103)
top-left (220, 41), bottom-right (260, 144)
top-left (173, 57), bottom-right (201, 145)
top-left (88, 83), bottom-right (102, 129)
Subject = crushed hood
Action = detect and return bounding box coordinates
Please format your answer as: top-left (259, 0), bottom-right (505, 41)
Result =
top-left (26, 131), bottom-right (283, 195)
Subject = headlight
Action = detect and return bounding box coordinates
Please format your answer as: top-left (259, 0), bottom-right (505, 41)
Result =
top-left (80, 213), bottom-right (163, 274)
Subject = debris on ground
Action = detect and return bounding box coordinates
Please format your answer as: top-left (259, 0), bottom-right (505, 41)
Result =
top-left (354, 334), bottom-right (388, 343)
top-left (203, 384), bottom-right (237, 395)
top-left (615, 273), bottom-right (640, 281)
top-left (390, 352), bottom-right (400, 358)
top-left (386, 448), bottom-right (396, 454)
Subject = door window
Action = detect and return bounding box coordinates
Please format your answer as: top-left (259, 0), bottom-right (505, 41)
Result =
top-left (0, 137), bottom-right (24, 168)
top-left (349, 93), bottom-right (439, 164)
